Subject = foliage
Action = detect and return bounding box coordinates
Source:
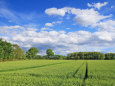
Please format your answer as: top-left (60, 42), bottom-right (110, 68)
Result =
top-left (12, 44), bottom-right (25, 60)
top-left (0, 39), bottom-right (14, 60)
top-left (46, 49), bottom-right (54, 58)
top-left (49, 55), bottom-right (67, 59)
top-left (86, 60), bottom-right (115, 86)
top-left (26, 47), bottom-right (39, 59)
top-left (0, 39), bottom-right (25, 61)
top-left (67, 52), bottom-right (105, 60)
top-left (105, 53), bottom-right (115, 60)
top-left (0, 45), bottom-right (4, 60)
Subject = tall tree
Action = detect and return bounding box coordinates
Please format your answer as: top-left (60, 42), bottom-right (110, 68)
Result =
top-left (46, 49), bottom-right (54, 58)
top-left (12, 44), bottom-right (25, 60)
top-left (26, 47), bottom-right (39, 59)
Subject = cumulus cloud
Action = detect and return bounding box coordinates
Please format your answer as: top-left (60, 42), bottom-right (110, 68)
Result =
top-left (41, 27), bottom-right (53, 31)
top-left (0, 25), bottom-right (24, 29)
top-left (45, 7), bottom-right (111, 27)
top-left (45, 8), bottom-right (65, 16)
top-left (98, 20), bottom-right (115, 32)
top-left (87, 2), bottom-right (108, 10)
top-left (94, 31), bottom-right (112, 41)
top-left (1, 25), bottom-right (115, 55)
top-left (45, 21), bottom-right (62, 27)
top-left (45, 23), bottom-right (53, 27)
top-left (71, 8), bottom-right (111, 27)
top-left (52, 21), bottom-right (62, 24)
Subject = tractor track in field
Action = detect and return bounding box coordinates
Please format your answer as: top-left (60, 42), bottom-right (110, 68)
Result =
top-left (0, 61), bottom-right (71, 72)
top-left (72, 62), bottom-right (85, 78)
top-left (0, 60), bottom-right (88, 86)
top-left (58, 61), bottom-right (85, 86)
top-left (82, 62), bottom-right (88, 86)
top-left (84, 62), bottom-right (88, 80)
top-left (65, 62), bottom-right (85, 79)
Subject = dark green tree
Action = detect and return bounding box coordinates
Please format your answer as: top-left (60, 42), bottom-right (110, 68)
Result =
top-left (0, 40), bottom-right (14, 60)
top-left (105, 53), bottom-right (115, 60)
top-left (46, 49), bottom-right (54, 58)
top-left (26, 47), bottom-right (39, 59)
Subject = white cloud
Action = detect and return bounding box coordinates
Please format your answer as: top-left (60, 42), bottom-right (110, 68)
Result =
top-left (24, 44), bottom-right (32, 48)
top-left (87, 2), bottom-right (108, 10)
top-left (45, 23), bottom-right (53, 27)
top-left (1, 25), bottom-right (115, 55)
top-left (98, 20), bottom-right (115, 32)
top-left (45, 21), bottom-right (62, 27)
top-left (12, 34), bottom-right (27, 42)
top-left (94, 31), bottom-right (112, 41)
top-left (0, 25), bottom-right (24, 29)
top-left (45, 8), bottom-right (66, 16)
top-left (41, 27), bottom-right (53, 31)
top-left (45, 7), bottom-right (111, 27)
top-left (71, 8), bottom-right (111, 27)
top-left (52, 21), bottom-right (62, 24)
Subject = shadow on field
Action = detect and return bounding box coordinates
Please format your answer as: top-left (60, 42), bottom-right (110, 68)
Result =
top-left (29, 73), bottom-right (65, 79)
top-left (0, 62), bottom-right (69, 72)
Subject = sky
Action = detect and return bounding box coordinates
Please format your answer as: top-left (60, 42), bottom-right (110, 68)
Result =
top-left (0, 0), bottom-right (115, 55)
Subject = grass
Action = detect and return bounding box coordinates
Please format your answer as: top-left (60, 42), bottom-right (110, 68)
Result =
top-left (0, 60), bottom-right (115, 86)
top-left (85, 60), bottom-right (115, 86)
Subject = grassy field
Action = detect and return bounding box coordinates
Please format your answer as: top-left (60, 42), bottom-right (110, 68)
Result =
top-left (0, 60), bottom-right (115, 86)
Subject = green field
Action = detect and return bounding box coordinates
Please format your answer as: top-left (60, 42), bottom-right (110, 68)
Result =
top-left (0, 60), bottom-right (115, 86)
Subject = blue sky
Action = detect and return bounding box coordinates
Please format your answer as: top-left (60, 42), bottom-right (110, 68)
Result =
top-left (0, 0), bottom-right (115, 55)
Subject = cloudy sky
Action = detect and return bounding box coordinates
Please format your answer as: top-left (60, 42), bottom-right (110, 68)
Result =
top-left (0, 0), bottom-right (115, 55)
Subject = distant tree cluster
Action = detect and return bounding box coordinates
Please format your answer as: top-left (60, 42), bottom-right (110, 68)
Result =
top-left (67, 52), bottom-right (105, 60)
top-left (0, 38), bottom-right (115, 61)
top-left (105, 53), bottom-right (115, 60)
top-left (39, 55), bottom-right (67, 60)
top-left (35, 49), bottom-right (66, 60)
top-left (67, 52), bottom-right (115, 60)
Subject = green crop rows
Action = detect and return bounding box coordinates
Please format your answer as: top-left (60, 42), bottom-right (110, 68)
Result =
top-left (0, 60), bottom-right (115, 86)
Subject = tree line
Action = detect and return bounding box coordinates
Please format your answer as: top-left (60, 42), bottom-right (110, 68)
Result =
top-left (67, 52), bottom-right (115, 60)
top-left (0, 39), bottom-right (115, 61)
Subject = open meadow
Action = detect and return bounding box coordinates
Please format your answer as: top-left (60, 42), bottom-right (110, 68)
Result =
top-left (0, 60), bottom-right (115, 86)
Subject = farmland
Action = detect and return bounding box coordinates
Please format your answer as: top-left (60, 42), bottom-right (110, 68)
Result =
top-left (0, 60), bottom-right (115, 86)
